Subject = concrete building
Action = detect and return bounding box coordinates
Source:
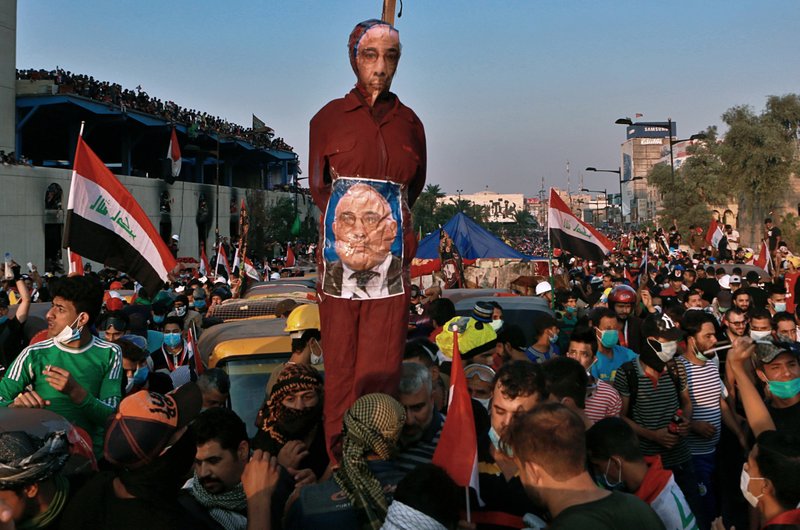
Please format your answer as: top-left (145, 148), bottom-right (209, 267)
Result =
top-left (439, 190), bottom-right (525, 223)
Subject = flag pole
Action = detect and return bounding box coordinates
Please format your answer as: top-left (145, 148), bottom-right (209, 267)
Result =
top-left (465, 486), bottom-right (472, 524)
top-left (547, 189), bottom-right (554, 309)
top-left (78, 121), bottom-right (85, 138)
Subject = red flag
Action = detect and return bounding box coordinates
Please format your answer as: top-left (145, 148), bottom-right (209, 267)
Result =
top-left (754, 240), bottom-right (770, 273)
top-left (285, 244), bottom-right (296, 267)
top-left (199, 245), bottom-right (211, 277)
top-left (167, 127), bottom-right (181, 178)
top-left (215, 243), bottom-right (231, 280)
top-left (624, 266), bottom-right (635, 285)
top-left (432, 330), bottom-right (481, 497)
top-left (785, 271), bottom-right (800, 314)
top-left (67, 248), bottom-right (84, 276)
top-left (705, 219), bottom-right (723, 249)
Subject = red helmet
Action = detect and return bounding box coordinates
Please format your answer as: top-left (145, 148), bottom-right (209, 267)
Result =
top-left (609, 285), bottom-right (637, 304)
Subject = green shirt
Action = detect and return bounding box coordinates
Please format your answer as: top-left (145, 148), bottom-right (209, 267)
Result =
top-left (0, 336), bottom-right (122, 455)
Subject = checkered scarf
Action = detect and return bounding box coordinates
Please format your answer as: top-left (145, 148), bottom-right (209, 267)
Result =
top-left (256, 363), bottom-right (322, 451)
top-left (334, 393), bottom-right (406, 530)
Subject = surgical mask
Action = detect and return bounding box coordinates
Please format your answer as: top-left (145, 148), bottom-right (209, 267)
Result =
top-left (175, 306), bottom-right (187, 317)
top-left (774, 302), bottom-right (787, 313)
top-left (476, 397), bottom-right (490, 410)
top-left (549, 331), bottom-right (559, 344)
top-left (490, 319), bottom-right (504, 332)
top-left (598, 329), bottom-right (619, 348)
top-left (692, 342), bottom-right (715, 363)
top-left (54, 315), bottom-right (83, 345)
top-left (600, 457), bottom-right (623, 490)
top-left (488, 426), bottom-right (512, 457)
top-left (194, 300), bottom-right (206, 310)
top-left (125, 366), bottom-right (150, 393)
top-left (153, 314), bottom-right (165, 324)
top-left (163, 332), bottom-right (182, 348)
top-left (740, 467), bottom-right (765, 507)
top-left (0, 316), bottom-right (7, 325)
top-left (767, 377), bottom-right (800, 400)
top-left (565, 306), bottom-right (577, 314)
top-left (750, 330), bottom-right (772, 341)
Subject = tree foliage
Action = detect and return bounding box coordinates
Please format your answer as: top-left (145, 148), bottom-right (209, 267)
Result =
top-left (411, 184), bottom-right (490, 237)
top-left (245, 192), bottom-right (317, 259)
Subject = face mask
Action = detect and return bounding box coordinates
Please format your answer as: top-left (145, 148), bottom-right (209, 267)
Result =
top-left (153, 314), bottom-right (165, 324)
top-left (549, 331), bottom-right (559, 344)
top-left (598, 329), bottom-right (619, 348)
top-left (0, 316), bottom-right (7, 325)
top-left (600, 457), bottom-right (623, 490)
top-left (54, 315), bottom-right (83, 345)
top-left (750, 330), bottom-right (772, 341)
top-left (175, 307), bottom-right (187, 317)
top-left (163, 332), bottom-right (182, 348)
top-left (774, 302), bottom-right (787, 313)
top-left (488, 426), bottom-right (513, 457)
top-left (642, 339), bottom-right (669, 372)
top-left (740, 467), bottom-right (765, 508)
top-left (489, 319), bottom-right (504, 332)
top-left (767, 377), bottom-right (800, 400)
top-left (194, 300), bottom-right (206, 310)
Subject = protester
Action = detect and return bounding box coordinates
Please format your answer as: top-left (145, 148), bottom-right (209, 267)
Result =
top-left (381, 464), bottom-right (460, 530)
top-left (504, 402), bottom-right (665, 529)
top-left (197, 368), bottom-right (230, 410)
top-left (0, 276), bottom-right (31, 369)
top-left (395, 362), bottom-right (443, 473)
top-left (118, 335), bottom-right (172, 397)
top-left (0, 275), bottom-right (121, 456)
top-left (591, 308), bottom-right (638, 383)
top-left (151, 316), bottom-right (194, 374)
top-left (565, 327), bottom-right (622, 423)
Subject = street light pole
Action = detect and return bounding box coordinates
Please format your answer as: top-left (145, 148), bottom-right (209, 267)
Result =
top-left (586, 167), bottom-right (645, 226)
top-left (581, 188), bottom-right (607, 224)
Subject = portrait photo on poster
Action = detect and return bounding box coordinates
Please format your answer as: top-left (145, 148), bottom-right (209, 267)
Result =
top-left (322, 176), bottom-right (405, 299)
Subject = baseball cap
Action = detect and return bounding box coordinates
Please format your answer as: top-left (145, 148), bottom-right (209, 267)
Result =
top-left (104, 383), bottom-right (202, 469)
top-left (535, 282), bottom-right (552, 296)
top-left (668, 269), bottom-right (683, 281)
top-left (471, 301), bottom-right (494, 323)
top-left (716, 290), bottom-right (733, 311)
top-left (642, 313), bottom-right (684, 341)
top-left (730, 274), bottom-right (742, 284)
top-left (745, 271), bottom-right (761, 284)
top-left (754, 339), bottom-right (800, 365)
top-left (109, 281), bottom-right (124, 290)
top-left (718, 275), bottom-right (731, 290)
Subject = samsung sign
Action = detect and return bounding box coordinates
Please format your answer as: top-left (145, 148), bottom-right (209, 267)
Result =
top-left (626, 122), bottom-right (677, 139)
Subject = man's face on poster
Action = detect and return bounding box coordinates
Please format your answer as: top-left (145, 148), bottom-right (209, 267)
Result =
top-left (333, 184), bottom-right (397, 271)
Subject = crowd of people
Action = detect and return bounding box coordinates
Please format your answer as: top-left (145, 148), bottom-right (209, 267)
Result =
top-left (0, 214), bottom-right (798, 530)
top-left (16, 68), bottom-right (295, 153)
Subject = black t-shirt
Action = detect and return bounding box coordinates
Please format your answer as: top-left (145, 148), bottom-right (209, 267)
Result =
top-left (695, 278), bottom-right (720, 303)
top-left (768, 400), bottom-right (800, 436)
top-left (0, 316), bottom-right (25, 368)
top-left (549, 491), bottom-right (666, 530)
top-left (767, 226), bottom-right (782, 250)
top-left (744, 286), bottom-right (769, 310)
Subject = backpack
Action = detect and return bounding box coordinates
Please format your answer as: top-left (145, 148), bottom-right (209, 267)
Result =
top-left (621, 358), bottom-right (682, 416)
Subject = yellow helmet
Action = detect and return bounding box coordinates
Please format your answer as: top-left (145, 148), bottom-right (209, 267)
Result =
top-left (284, 304), bottom-right (320, 339)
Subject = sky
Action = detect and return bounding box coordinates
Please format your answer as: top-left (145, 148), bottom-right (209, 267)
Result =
top-left (15, 0), bottom-right (800, 198)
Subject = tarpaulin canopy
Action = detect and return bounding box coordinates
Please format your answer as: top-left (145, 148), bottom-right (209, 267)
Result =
top-left (415, 212), bottom-right (541, 260)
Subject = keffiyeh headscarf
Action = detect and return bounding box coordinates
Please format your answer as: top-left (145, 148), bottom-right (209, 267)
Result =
top-left (0, 431), bottom-right (69, 488)
top-left (256, 363), bottom-right (323, 453)
top-left (348, 19), bottom-right (399, 75)
top-left (334, 393), bottom-right (406, 530)
top-left (381, 501), bottom-right (447, 530)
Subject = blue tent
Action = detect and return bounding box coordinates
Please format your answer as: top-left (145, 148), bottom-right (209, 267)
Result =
top-left (415, 212), bottom-right (542, 260)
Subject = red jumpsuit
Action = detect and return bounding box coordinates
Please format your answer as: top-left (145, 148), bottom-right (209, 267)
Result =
top-left (309, 88), bottom-right (426, 460)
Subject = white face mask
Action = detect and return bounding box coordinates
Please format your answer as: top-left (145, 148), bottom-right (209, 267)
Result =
top-left (175, 306), bottom-right (187, 317)
top-left (54, 315), bottom-right (83, 345)
top-left (652, 340), bottom-right (678, 363)
top-left (740, 467), bottom-right (765, 507)
top-left (750, 330), bottom-right (772, 341)
top-left (489, 319), bottom-right (504, 332)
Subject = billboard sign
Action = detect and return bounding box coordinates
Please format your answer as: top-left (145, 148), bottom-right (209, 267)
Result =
top-left (626, 121), bottom-right (676, 140)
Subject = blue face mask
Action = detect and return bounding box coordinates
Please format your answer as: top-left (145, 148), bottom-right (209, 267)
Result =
top-left (767, 377), bottom-right (800, 400)
top-left (132, 366), bottom-right (150, 386)
top-left (0, 316), bottom-right (7, 325)
top-left (598, 329), bottom-right (619, 348)
top-left (153, 314), bottom-right (165, 324)
top-left (163, 332), bottom-right (182, 348)
top-left (488, 426), bottom-right (513, 457)
top-left (194, 300), bottom-right (206, 310)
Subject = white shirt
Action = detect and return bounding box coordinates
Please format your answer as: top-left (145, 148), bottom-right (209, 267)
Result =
top-left (340, 254), bottom-right (393, 299)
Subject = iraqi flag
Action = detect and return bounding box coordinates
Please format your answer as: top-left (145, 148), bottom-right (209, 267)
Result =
top-left (754, 240), bottom-right (771, 273)
top-left (432, 329), bottom-right (482, 504)
top-left (167, 127), bottom-right (181, 178)
top-left (199, 245), bottom-right (211, 277)
top-left (243, 256), bottom-right (261, 281)
top-left (548, 188), bottom-right (613, 262)
top-left (67, 248), bottom-right (84, 276)
top-left (706, 219), bottom-right (724, 249)
top-left (64, 136), bottom-right (177, 297)
top-left (215, 243), bottom-right (231, 280)
top-left (285, 244), bottom-right (296, 267)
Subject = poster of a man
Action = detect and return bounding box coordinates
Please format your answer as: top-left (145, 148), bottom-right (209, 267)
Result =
top-left (323, 178), bottom-right (404, 298)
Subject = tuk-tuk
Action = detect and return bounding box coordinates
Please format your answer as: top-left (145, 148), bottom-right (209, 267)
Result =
top-left (198, 317), bottom-right (311, 437)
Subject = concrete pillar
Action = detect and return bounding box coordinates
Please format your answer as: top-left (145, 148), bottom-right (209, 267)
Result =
top-left (0, 0), bottom-right (16, 155)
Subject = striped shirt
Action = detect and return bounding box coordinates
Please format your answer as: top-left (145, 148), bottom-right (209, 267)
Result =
top-left (0, 336), bottom-right (122, 455)
top-left (614, 359), bottom-right (692, 467)
top-left (585, 379), bottom-right (622, 424)
top-left (395, 411), bottom-right (444, 473)
top-left (679, 356), bottom-right (724, 455)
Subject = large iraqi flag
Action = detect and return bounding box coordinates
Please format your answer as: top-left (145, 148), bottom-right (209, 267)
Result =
top-left (548, 188), bottom-right (613, 262)
top-left (64, 136), bottom-right (177, 296)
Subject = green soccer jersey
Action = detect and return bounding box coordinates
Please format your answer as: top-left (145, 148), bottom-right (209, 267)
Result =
top-left (0, 336), bottom-right (122, 455)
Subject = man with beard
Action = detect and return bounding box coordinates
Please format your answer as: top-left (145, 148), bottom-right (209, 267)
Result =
top-left (395, 362), bottom-right (443, 473)
top-left (309, 18), bottom-right (426, 461)
top-left (678, 311), bottom-right (747, 529)
top-left (504, 403), bottom-right (664, 529)
top-left (253, 364), bottom-right (327, 486)
top-left (180, 407), bottom-right (250, 529)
